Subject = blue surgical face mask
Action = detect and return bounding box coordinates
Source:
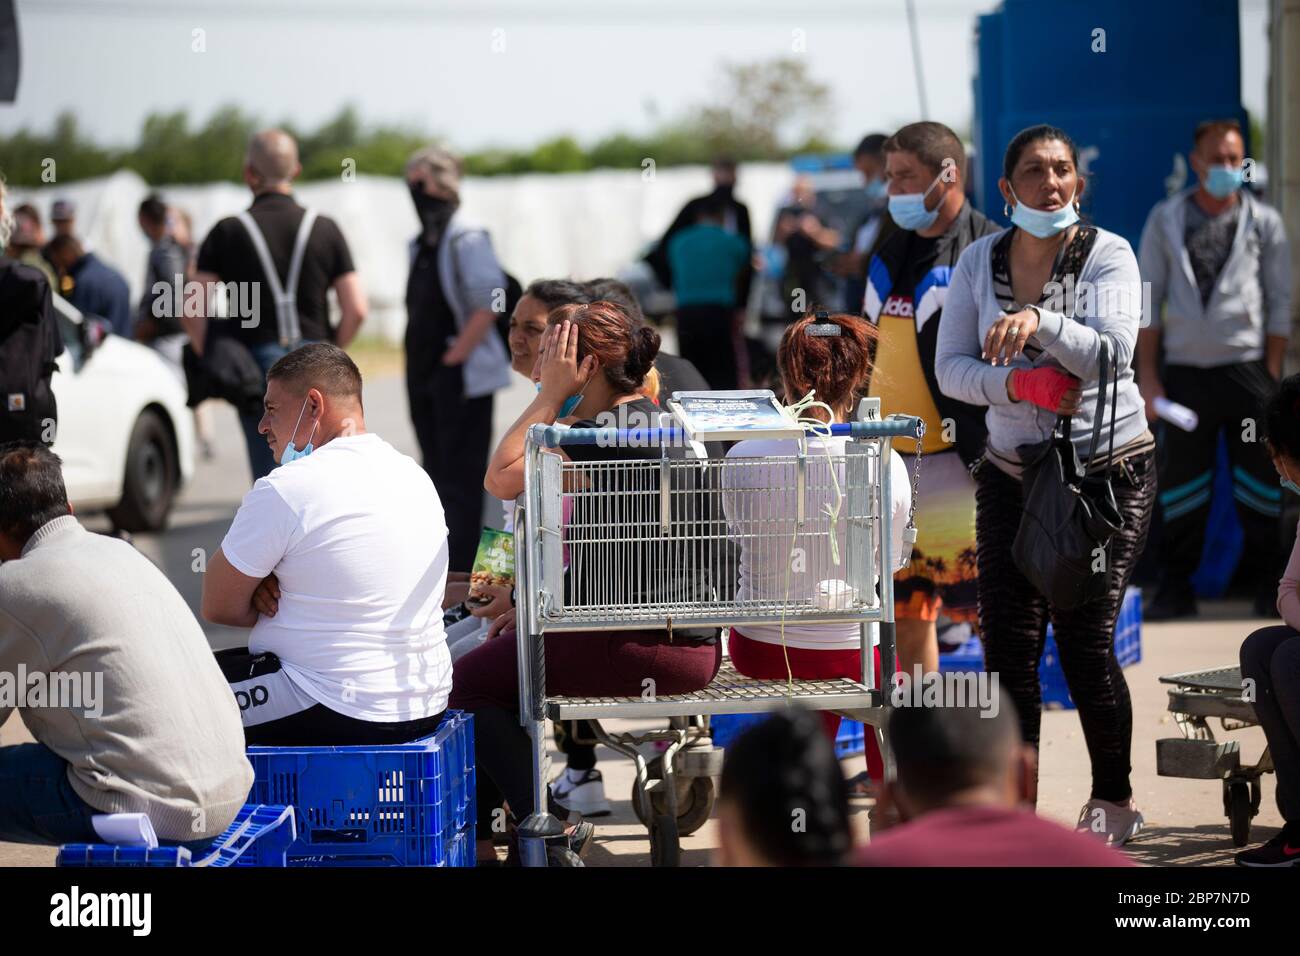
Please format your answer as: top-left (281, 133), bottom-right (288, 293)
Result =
top-left (535, 382), bottom-right (586, 418)
top-left (1281, 462), bottom-right (1300, 496)
top-left (864, 177), bottom-right (887, 202)
top-left (280, 395), bottom-right (318, 464)
top-left (887, 170), bottom-right (945, 231)
top-left (1204, 164), bottom-right (1244, 199)
top-left (1009, 184), bottom-right (1080, 238)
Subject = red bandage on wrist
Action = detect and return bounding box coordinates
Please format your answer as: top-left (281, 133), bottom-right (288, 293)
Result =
top-left (1011, 367), bottom-right (1078, 412)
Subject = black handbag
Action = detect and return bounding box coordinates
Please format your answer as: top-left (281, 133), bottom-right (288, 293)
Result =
top-left (1011, 335), bottom-right (1125, 609)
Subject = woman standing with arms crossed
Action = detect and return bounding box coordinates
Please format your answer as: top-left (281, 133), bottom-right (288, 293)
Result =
top-left (935, 125), bottom-right (1156, 847)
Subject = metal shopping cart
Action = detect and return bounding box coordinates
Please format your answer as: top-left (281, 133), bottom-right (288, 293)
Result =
top-left (1156, 666), bottom-right (1273, 846)
top-left (511, 398), bottom-right (924, 866)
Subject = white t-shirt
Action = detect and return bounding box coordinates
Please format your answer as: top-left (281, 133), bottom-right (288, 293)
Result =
top-left (722, 435), bottom-right (911, 650)
top-left (220, 432), bottom-right (451, 721)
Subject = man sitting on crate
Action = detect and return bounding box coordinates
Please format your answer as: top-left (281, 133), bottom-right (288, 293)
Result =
top-left (202, 343), bottom-right (452, 745)
top-left (0, 442), bottom-right (253, 848)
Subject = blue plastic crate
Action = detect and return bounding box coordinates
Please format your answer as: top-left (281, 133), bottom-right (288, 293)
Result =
top-left (246, 710), bottom-right (476, 867)
top-left (709, 712), bottom-right (769, 750)
top-left (834, 719), bottom-right (866, 758)
top-left (57, 803), bottom-right (296, 868)
top-left (709, 712), bottom-right (866, 758)
top-left (939, 588), bottom-right (1143, 711)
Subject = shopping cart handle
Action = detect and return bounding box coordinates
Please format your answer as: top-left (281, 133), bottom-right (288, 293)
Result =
top-left (530, 424), bottom-right (685, 448)
top-left (529, 416), bottom-right (924, 448)
top-left (832, 416), bottom-right (925, 439)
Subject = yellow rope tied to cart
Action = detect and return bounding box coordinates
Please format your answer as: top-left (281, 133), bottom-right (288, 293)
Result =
top-left (772, 390), bottom-right (843, 695)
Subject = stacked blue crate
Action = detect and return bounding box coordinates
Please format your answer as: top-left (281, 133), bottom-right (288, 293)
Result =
top-left (710, 712), bottom-right (867, 758)
top-left (57, 803), bottom-right (297, 868)
top-left (245, 710), bottom-right (476, 867)
top-left (939, 587), bottom-right (1142, 709)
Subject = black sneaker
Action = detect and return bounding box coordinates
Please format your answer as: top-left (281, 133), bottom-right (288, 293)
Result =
top-left (1235, 824), bottom-right (1300, 867)
top-left (1143, 578), bottom-right (1198, 621)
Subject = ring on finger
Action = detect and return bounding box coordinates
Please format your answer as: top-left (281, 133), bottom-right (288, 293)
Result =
top-left (1008, 326), bottom-right (1021, 338)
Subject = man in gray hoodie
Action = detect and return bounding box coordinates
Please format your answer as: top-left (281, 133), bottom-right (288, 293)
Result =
top-left (0, 442), bottom-right (252, 846)
top-left (1137, 119), bottom-right (1293, 620)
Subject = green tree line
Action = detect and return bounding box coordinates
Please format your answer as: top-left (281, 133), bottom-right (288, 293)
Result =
top-left (1, 58), bottom-right (840, 186)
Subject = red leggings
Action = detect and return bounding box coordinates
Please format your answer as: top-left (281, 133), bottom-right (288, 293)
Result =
top-left (728, 629), bottom-right (885, 782)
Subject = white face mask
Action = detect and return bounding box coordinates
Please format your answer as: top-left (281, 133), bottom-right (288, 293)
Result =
top-left (280, 395), bottom-right (319, 464)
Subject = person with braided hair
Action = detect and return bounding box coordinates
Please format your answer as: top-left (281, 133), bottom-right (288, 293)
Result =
top-left (716, 707), bottom-right (853, 866)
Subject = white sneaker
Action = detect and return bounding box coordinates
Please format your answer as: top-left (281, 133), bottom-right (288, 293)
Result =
top-left (1076, 797), bottom-right (1144, 847)
top-left (550, 768), bottom-right (611, 817)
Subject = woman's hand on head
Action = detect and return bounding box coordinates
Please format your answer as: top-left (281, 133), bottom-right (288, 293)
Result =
top-left (983, 307), bottom-right (1041, 367)
top-left (537, 319), bottom-right (597, 404)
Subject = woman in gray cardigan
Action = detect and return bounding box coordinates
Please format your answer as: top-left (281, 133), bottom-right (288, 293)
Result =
top-left (935, 125), bottom-right (1156, 848)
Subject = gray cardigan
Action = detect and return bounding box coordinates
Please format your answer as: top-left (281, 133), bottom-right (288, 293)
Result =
top-left (935, 227), bottom-right (1148, 472)
top-left (408, 213), bottom-right (514, 398)
top-left (0, 516), bottom-right (253, 840)
top-left (1137, 187), bottom-right (1292, 368)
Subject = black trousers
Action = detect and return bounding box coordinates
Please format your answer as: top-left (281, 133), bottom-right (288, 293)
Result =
top-left (675, 304), bottom-right (737, 390)
top-left (974, 449), bottom-right (1156, 803)
top-left (406, 362), bottom-right (495, 572)
top-left (555, 721), bottom-right (598, 771)
top-left (1158, 361), bottom-right (1283, 583)
top-left (1240, 625), bottom-right (1300, 824)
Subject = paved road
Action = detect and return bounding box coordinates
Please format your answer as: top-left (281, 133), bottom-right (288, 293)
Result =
top-left (0, 358), bottom-right (1285, 866)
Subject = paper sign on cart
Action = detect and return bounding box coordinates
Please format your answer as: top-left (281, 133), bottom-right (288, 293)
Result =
top-left (668, 390), bottom-right (804, 442)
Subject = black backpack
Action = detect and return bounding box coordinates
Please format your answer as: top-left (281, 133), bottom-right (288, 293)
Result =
top-left (0, 259), bottom-right (62, 445)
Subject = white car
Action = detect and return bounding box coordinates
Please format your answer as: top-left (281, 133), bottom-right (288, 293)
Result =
top-left (50, 296), bottom-right (195, 532)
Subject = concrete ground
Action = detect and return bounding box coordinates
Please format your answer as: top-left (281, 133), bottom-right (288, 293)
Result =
top-left (0, 349), bottom-right (1284, 866)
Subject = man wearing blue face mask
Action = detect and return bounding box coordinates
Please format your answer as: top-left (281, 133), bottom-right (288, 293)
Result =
top-left (201, 344), bottom-right (452, 745)
top-left (860, 122), bottom-right (1000, 691)
top-left (1137, 119), bottom-right (1293, 621)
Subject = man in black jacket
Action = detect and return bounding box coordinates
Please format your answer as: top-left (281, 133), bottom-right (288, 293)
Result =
top-left (863, 122), bottom-right (999, 680)
top-left (0, 181), bottom-right (63, 446)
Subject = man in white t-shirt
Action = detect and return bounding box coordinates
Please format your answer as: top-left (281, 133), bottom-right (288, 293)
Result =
top-left (201, 343), bottom-right (451, 745)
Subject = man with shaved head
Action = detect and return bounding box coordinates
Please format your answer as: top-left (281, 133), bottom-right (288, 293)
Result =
top-left (855, 693), bottom-right (1130, 865)
top-left (191, 129), bottom-right (367, 481)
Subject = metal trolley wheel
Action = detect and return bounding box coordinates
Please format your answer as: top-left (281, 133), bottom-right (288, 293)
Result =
top-left (631, 763), bottom-right (715, 836)
top-left (1223, 775), bottom-right (1261, 847)
top-left (547, 846), bottom-right (585, 867)
top-left (649, 814), bottom-right (681, 868)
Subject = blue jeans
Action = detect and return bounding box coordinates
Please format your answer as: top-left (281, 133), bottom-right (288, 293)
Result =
top-left (238, 341), bottom-right (319, 482)
top-left (0, 742), bottom-right (99, 845)
top-left (0, 743), bottom-right (216, 852)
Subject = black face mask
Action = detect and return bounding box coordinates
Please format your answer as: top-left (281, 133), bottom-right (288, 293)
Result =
top-left (409, 184), bottom-right (456, 244)
top-left (712, 183), bottom-right (735, 199)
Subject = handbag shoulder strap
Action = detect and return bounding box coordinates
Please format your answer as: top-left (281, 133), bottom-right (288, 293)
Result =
top-left (1084, 334), bottom-right (1119, 469)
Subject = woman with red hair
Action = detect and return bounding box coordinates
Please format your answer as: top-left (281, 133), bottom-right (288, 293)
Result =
top-left (723, 312), bottom-right (912, 787)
